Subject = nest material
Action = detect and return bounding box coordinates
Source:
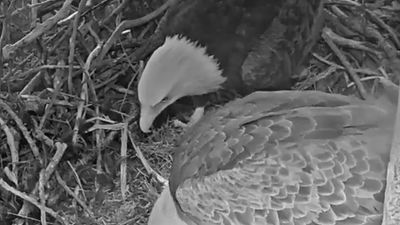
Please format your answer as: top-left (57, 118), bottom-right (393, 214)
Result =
top-left (0, 0), bottom-right (399, 224)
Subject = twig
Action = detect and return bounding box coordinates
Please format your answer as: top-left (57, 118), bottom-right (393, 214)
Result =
top-left (322, 27), bottom-right (381, 55)
top-left (2, 64), bottom-right (80, 85)
top-left (313, 53), bottom-right (380, 76)
top-left (29, 0), bottom-right (58, 8)
top-left (366, 9), bottom-right (400, 49)
top-left (0, 0), bottom-right (17, 77)
top-left (0, 117), bottom-right (19, 179)
top-left (128, 131), bottom-right (167, 185)
top-left (67, 161), bottom-right (87, 201)
top-left (38, 60), bottom-right (66, 129)
top-left (81, 0), bottom-right (113, 18)
top-left (2, 0), bottom-right (73, 60)
top-left (83, 48), bottom-right (105, 190)
top-left (20, 94), bottom-right (75, 107)
top-left (68, 0), bottom-right (87, 94)
top-left (326, 0), bottom-right (359, 6)
top-left (347, 76), bottom-right (383, 88)
top-left (31, 0), bottom-right (38, 29)
top-left (0, 99), bottom-right (42, 164)
top-left (55, 171), bottom-right (93, 216)
top-left (101, 0), bottom-right (128, 25)
top-left (120, 123), bottom-right (128, 199)
top-left (18, 71), bottom-right (44, 96)
top-left (43, 142), bottom-right (68, 184)
top-left (97, 0), bottom-right (175, 61)
top-left (34, 128), bottom-right (55, 148)
top-left (330, 4), bottom-right (397, 62)
top-left (72, 43), bottom-right (102, 145)
top-left (39, 170), bottom-right (47, 225)
top-left (322, 27), bottom-right (367, 99)
top-left (14, 142), bottom-right (67, 223)
top-left (0, 178), bottom-right (66, 225)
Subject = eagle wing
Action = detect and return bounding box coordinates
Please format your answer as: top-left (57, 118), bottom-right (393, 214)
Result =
top-left (169, 91), bottom-right (394, 225)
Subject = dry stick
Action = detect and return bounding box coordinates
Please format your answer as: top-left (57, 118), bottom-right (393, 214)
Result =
top-left (323, 27), bottom-right (381, 55)
top-left (15, 142), bottom-right (68, 225)
top-left (0, 0), bottom-right (18, 77)
top-left (4, 65), bottom-right (80, 93)
top-left (313, 53), bottom-right (344, 69)
top-left (55, 171), bottom-right (93, 216)
top-left (39, 171), bottom-right (47, 225)
top-left (80, 0), bottom-right (112, 18)
top-left (87, 22), bottom-right (102, 44)
top-left (312, 53), bottom-right (380, 76)
top-left (329, 0), bottom-right (400, 51)
top-left (0, 99), bottom-right (42, 164)
top-left (101, 0), bottom-right (128, 25)
top-left (2, 64), bottom-right (80, 85)
top-left (20, 94), bottom-right (75, 108)
top-left (34, 128), bottom-right (55, 148)
top-left (331, 5), bottom-right (397, 63)
top-left (128, 132), bottom-right (168, 185)
top-left (119, 53), bottom-right (143, 114)
top-left (68, 0), bottom-right (87, 94)
top-left (72, 44), bottom-right (101, 145)
top-left (120, 123), bottom-right (128, 200)
top-left (0, 179), bottom-right (66, 225)
top-left (37, 61), bottom-right (66, 130)
top-left (0, 1), bottom-right (10, 77)
top-left (0, 117), bottom-right (19, 182)
top-left (42, 142), bottom-right (69, 190)
top-left (29, 0), bottom-right (58, 8)
top-left (31, 0), bottom-right (38, 28)
top-left (2, 52), bottom-right (37, 85)
top-left (79, 26), bottom-right (105, 178)
top-left (98, 0), bottom-right (176, 61)
top-left (326, 0), bottom-right (359, 6)
top-left (67, 161), bottom-right (87, 202)
top-left (297, 66), bottom-right (340, 90)
top-left (322, 27), bottom-right (367, 99)
top-left (383, 81), bottom-right (400, 224)
top-left (2, 0), bottom-right (73, 60)
top-left (366, 9), bottom-right (400, 49)
top-left (5, 141), bottom-right (68, 225)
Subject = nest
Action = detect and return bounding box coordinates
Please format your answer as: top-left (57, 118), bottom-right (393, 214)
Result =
top-left (0, 0), bottom-right (399, 224)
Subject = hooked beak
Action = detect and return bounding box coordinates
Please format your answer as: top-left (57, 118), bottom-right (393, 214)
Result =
top-left (139, 105), bottom-right (161, 133)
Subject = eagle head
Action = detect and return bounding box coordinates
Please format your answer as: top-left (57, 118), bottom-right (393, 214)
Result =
top-left (138, 35), bottom-right (225, 133)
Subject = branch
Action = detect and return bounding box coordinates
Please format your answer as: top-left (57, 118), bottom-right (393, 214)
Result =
top-left (97, 0), bottom-right (175, 61)
top-left (2, 0), bottom-right (73, 60)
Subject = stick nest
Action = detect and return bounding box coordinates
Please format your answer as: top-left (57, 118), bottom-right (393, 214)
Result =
top-left (0, 0), bottom-right (399, 224)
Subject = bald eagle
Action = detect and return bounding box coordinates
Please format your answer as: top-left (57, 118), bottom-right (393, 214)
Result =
top-left (138, 0), bottom-right (325, 132)
top-left (147, 80), bottom-right (397, 225)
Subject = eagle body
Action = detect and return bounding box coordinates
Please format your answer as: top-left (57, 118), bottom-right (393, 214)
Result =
top-left (138, 0), bottom-right (325, 132)
top-left (148, 88), bottom-right (397, 225)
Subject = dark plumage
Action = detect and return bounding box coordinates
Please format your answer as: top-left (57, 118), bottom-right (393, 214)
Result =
top-left (148, 80), bottom-right (397, 225)
top-left (138, 0), bottom-right (325, 132)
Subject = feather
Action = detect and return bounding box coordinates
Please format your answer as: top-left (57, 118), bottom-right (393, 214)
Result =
top-left (148, 84), bottom-right (397, 225)
top-left (137, 0), bottom-right (325, 132)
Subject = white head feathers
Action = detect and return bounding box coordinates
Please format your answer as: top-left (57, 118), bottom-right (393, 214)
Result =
top-left (138, 35), bottom-right (226, 132)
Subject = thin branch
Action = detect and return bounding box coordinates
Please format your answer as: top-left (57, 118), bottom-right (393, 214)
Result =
top-left (97, 0), bottom-right (176, 61)
top-left (2, 0), bottom-right (73, 60)
top-left (0, 99), bottom-right (42, 165)
top-left (0, 178), bottom-right (66, 225)
top-left (68, 0), bottom-right (87, 94)
top-left (322, 27), bottom-right (367, 99)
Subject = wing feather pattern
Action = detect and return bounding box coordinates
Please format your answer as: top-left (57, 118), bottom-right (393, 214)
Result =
top-left (169, 91), bottom-right (395, 225)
